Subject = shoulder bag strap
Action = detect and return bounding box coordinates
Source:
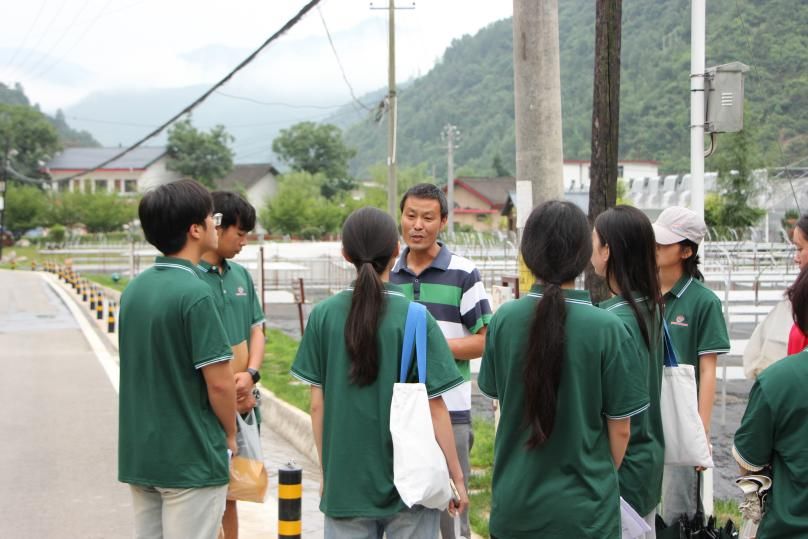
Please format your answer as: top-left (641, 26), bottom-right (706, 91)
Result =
top-left (663, 319), bottom-right (679, 368)
top-left (399, 302), bottom-right (419, 383)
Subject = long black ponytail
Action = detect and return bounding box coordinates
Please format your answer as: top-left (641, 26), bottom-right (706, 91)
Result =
top-left (341, 207), bottom-right (399, 386)
top-left (520, 200), bottom-right (592, 448)
top-left (594, 206), bottom-right (663, 350)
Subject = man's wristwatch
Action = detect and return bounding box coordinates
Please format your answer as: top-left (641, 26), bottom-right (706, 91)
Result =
top-left (247, 368), bottom-right (261, 384)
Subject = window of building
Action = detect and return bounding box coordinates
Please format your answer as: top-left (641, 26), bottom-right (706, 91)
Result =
top-left (114, 179), bottom-right (122, 193)
top-left (124, 179), bottom-right (138, 193)
top-left (95, 179), bottom-right (108, 192)
top-left (83, 179), bottom-right (93, 193)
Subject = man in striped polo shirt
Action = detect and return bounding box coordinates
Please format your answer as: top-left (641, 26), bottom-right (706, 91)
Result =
top-left (391, 183), bottom-right (492, 539)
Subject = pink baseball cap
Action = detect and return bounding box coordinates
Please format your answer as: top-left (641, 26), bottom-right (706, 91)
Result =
top-left (653, 206), bottom-right (707, 245)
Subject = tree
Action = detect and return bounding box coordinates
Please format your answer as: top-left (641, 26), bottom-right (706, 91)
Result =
top-left (77, 192), bottom-right (138, 232)
top-left (272, 122), bottom-right (357, 198)
top-left (0, 103), bottom-right (61, 178)
top-left (4, 184), bottom-right (49, 233)
top-left (167, 118), bottom-right (234, 188)
top-left (492, 154), bottom-right (511, 177)
top-left (260, 172), bottom-right (321, 235)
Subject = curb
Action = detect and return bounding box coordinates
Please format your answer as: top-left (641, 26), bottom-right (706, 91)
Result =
top-left (257, 387), bottom-right (319, 466)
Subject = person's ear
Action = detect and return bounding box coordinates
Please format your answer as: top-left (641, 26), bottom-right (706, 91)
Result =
top-left (188, 222), bottom-right (202, 240)
top-left (342, 248), bottom-right (353, 264)
top-left (680, 245), bottom-right (693, 260)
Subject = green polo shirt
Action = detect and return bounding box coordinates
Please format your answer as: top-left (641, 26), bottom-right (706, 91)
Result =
top-left (478, 284), bottom-right (649, 538)
top-left (599, 294), bottom-right (665, 516)
top-left (664, 275), bottom-right (730, 386)
top-left (118, 256), bottom-right (233, 488)
top-left (290, 283), bottom-right (463, 518)
top-left (733, 350), bottom-right (808, 538)
top-left (196, 259), bottom-right (265, 346)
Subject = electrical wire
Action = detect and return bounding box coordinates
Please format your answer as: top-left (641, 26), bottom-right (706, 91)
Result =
top-left (23, 0), bottom-right (91, 77)
top-left (316, 6), bottom-right (373, 112)
top-left (59, 0), bottom-right (324, 182)
top-left (12, 0), bottom-right (68, 74)
top-left (3, 0), bottom-right (49, 76)
top-left (214, 91), bottom-right (349, 110)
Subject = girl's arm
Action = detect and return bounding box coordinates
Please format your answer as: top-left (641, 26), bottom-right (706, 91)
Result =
top-left (606, 417), bottom-right (631, 468)
top-left (697, 353), bottom-right (717, 470)
top-left (310, 386), bottom-right (325, 471)
top-left (429, 396), bottom-right (469, 516)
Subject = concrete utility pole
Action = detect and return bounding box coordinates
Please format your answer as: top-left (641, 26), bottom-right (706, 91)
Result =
top-left (588, 0), bottom-right (622, 225)
top-left (371, 1), bottom-right (414, 217)
top-left (512, 0), bottom-right (565, 223)
top-left (442, 124), bottom-right (459, 232)
top-left (691, 0), bottom-right (706, 220)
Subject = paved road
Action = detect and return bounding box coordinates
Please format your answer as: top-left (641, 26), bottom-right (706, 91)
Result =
top-left (0, 269), bottom-right (132, 538)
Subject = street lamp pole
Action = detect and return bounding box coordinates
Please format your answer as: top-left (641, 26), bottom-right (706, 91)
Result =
top-left (0, 139), bottom-right (9, 262)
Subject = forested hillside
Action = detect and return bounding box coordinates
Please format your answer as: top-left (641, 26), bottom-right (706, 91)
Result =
top-left (0, 82), bottom-right (100, 148)
top-left (342, 0), bottom-right (807, 177)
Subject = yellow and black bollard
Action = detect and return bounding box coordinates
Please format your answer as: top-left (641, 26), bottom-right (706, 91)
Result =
top-left (82, 281), bottom-right (89, 302)
top-left (89, 287), bottom-right (96, 311)
top-left (278, 462), bottom-right (302, 539)
top-left (107, 301), bottom-right (116, 333)
top-left (97, 293), bottom-right (104, 320)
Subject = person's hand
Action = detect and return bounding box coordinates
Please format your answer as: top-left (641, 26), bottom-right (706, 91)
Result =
top-left (236, 391), bottom-right (257, 415)
top-left (227, 434), bottom-right (238, 457)
top-left (448, 479), bottom-right (468, 517)
top-left (234, 371), bottom-right (254, 399)
top-left (696, 441), bottom-right (713, 472)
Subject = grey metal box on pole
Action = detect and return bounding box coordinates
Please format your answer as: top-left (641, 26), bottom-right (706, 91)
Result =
top-left (705, 61), bottom-right (749, 133)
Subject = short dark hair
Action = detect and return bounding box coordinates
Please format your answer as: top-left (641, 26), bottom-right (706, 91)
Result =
top-left (139, 179), bottom-right (212, 255)
top-left (399, 183), bottom-right (448, 219)
top-left (211, 191), bottom-right (256, 232)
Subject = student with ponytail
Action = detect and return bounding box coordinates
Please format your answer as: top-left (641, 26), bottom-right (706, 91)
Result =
top-left (592, 206), bottom-right (665, 536)
top-left (290, 207), bottom-right (467, 538)
top-left (478, 200), bottom-right (649, 538)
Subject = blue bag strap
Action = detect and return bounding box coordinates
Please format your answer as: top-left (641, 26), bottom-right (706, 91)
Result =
top-left (663, 319), bottom-right (679, 368)
top-left (414, 302), bottom-right (427, 384)
top-left (399, 302), bottom-right (427, 383)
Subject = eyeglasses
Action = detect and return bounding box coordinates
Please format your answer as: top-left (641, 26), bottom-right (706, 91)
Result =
top-left (212, 213), bottom-right (223, 227)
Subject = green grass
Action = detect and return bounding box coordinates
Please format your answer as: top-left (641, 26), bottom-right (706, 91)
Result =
top-left (259, 328), bottom-right (309, 412)
top-left (714, 498), bottom-right (742, 525)
top-left (85, 273), bottom-right (129, 292)
top-left (469, 417), bottom-right (495, 537)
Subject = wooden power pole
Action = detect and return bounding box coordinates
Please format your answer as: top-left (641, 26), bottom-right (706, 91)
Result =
top-left (588, 0), bottom-right (623, 224)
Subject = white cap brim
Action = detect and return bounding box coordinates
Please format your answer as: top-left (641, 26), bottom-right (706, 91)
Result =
top-left (653, 223), bottom-right (686, 245)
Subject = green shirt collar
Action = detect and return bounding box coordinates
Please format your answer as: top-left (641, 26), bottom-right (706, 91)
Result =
top-left (196, 258), bottom-right (231, 275)
top-left (667, 274), bottom-right (694, 298)
top-left (527, 283), bottom-right (593, 305)
top-left (154, 256), bottom-right (200, 278)
top-left (345, 281), bottom-right (407, 298)
top-left (598, 292), bottom-right (649, 310)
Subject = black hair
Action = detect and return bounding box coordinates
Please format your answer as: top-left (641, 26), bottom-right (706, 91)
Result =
top-left (678, 239), bottom-right (704, 281)
top-left (795, 214), bottom-right (808, 240)
top-left (139, 179), bottom-right (212, 255)
top-left (520, 200), bottom-right (591, 448)
top-left (787, 267), bottom-right (808, 335)
top-left (211, 190), bottom-right (256, 232)
top-left (594, 205), bottom-right (663, 350)
top-left (342, 206), bottom-right (400, 386)
top-left (399, 183), bottom-right (448, 219)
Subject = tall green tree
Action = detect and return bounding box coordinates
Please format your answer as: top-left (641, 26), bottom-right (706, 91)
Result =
top-left (167, 118), bottom-right (234, 189)
top-left (4, 184), bottom-right (49, 233)
top-left (272, 122), bottom-right (357, 198)
top-left (0, 103), bottom-right (61, 178)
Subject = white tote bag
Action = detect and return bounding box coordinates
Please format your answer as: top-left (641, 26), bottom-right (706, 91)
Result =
top-left (390, 302), bottom-right (452, 509)
top-left (660, 321), bottom-right (714, 468)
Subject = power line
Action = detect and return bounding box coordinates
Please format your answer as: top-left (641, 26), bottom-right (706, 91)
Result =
top-left (214, 91), bottom-right (351, 110)
top-left (12, 0), bottom-right (68, 74)
top-left (23, 0), bottom-right (91, 77)
top-left (59, 0), bottom-right (324, 182)
top-left (316, 6), bottom-right (373, 113)
top-left (3, 0), bottom-right (49, 76)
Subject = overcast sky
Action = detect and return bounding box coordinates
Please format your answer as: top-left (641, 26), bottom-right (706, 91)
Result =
top-left (0, 0), bottom-right (513, 113)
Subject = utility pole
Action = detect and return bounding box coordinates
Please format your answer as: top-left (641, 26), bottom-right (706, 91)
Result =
top-left (0, 140), bottom-right (8, 262)
top-left (588, 0), bottom-right (623, 225)
top-left (691, 0), bottom-right (706, 221)
top-left (512, 0), bottom-right (564, 221)
top-left (371, 1), bottom-right (414, 218)
top-left (442, 124), bottom-right (459, 232)
top-left (586, 0), bottom-right (623, 301)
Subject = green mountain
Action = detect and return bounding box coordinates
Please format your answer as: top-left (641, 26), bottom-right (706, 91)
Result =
top-left (0, 82), bottom-right (100, 148)
top-left (342, 0), bottom-right (807, 178)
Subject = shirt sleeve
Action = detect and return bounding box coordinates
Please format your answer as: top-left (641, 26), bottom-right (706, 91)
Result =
top-left (697, 293), bottom-right (730, 356)
top-left (423, 311), bottom-right (464, 398)
top-left (733, 381), bottom-right (774, 471)
top-left (185, 294), bottom-right (233, 369)
top-left (459, 268), bottom-right (493, 334)
top-left (477, 311), bottom-right (499, 400)
top-left (246, 271), bottom-right (265, 326)
top-left (602, 324), bottom-right (650, 419)
top-left (290, 305), bottom-right (323, 386)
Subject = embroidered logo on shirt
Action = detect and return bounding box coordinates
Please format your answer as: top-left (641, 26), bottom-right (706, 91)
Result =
top-left (671, 314), bottom-right (688, 327)
top-left (235, 286), bottom-right (248, 297)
